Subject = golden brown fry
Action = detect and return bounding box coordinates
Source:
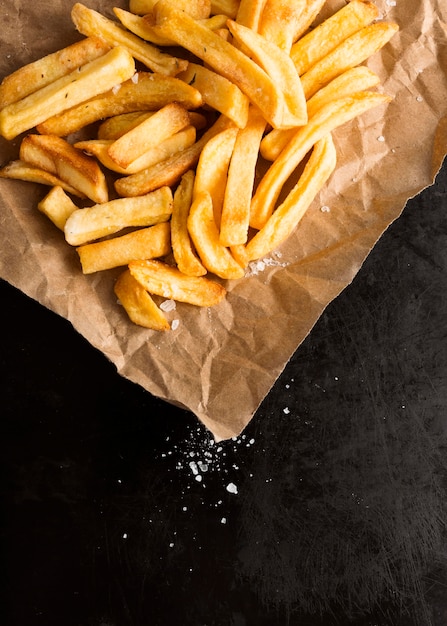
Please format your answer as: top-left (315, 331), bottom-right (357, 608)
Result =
top-left (194, 127), bottom-right (239, 227)
top-left (20, 134), bottom-right (108, 204)
top-left (263, 66), bottom-right (381, 158)
top-left (290, 0), bottom-right (380, 76)
top-left (210, 0), bottom-right (239, 18)
top-left (129, 259), bottom-right (227, 306)
top-left (115, 114), bottom-right (234, 197)
top-left (97, 110), bottom-right (205, 140)
top-left (36, 72), bottom-right (202, 137)
top-left (245, 134), bottom-right (336, 261)
top-left (76, 126), bottom-right (197, 174)
top-left (71, 3), bottom-right (187, 76)
top-left (220, 107), bottom-right (266, 246)
top-left (0, 161), bottom-right (86, 199)
top-left (235, 0), bottom-right (267, 31)
top-left (114, 269), bottom-right (171, 331)
top-left (77, 222), bottom-right (171, 273)
top-left (37, 186), bottom-right (79, 230)
top-left (253, 92), bottom-right (392, 229)
top-left (171, 170), bottom-right (207, 277)
top-left (258, 0), bottom-right (307, 52)
top-left (300, 22), bottom-right (399, 99)
top-left (64, 186), bottom-right (173, 246)
top-left (177, 62), bottom-right (250, 129)
top-left (130, 0), bottom-right (211, 18)
top-left (107, 102), bottom-right (190, 169)
top-left (291, 0), bottom-right (326, 43)
top-left (187, 191), bottom-right (245, 280)
top-left (152, 0), bottom-right (285, 128)
top-left (0, 46), bottom-right (135, 140)
top-left (0, 37), bottom-right (110, 109)
top-left (227, 19), bottom-right (307, 127)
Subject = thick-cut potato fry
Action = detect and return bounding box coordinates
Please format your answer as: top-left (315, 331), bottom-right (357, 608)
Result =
top-left (171, 170), bottom-right (207, 277)
top-left (0, 46), bottom-right (135, 140)
top-left (76, 126), bottom-right (197, 174)
top-left (300, 22), bottom-right (399, 99)
top-left (107, 102), bottom-right (190, 169)
top-left (227, 19), bottom-right (307, 127)
top-left (129, 0), bottom-right (211, 18)
top-left (71, 3), bottom-right (187, 76)
top-left (20, 134), bottom-right (108, 204)
top-left (187, 192), bottom-right (245, 280)
top-left (245, 134), bottom-right (336, 262)
top-left (114, 269), bottom-right (171, 330)
top-left (0, 37), bottom-right (110, 109)
top-left (236, 0), bottom-right (267, 31)
top-left (152, 0), bottom-right (286, 129)
top-left (36, 72), bottom-right (203, 137)
top-left (290, 0), bottom-right (379, 76)
top-left (263, 66), bottom-right (381, 158)
top-left (253, 92), bottom-right (392, 229)
top-left (129, 259), bottom-right (227, 306)
top-left (220, 107), bottom-right (266, 246)
top-left (97, 110), bottom-right (205, 140)
top-left (258, 0), bottom-right (307, 52)
top-left (291, 0), bottom-right (327, 43)
top-left (77, 222), bottom-right (171, 273)
top-left (177, 62), bottom-right (249, 129)
top-left (37, 186), bottom-right (79, 230)
top-left (115, 114), bottom-right (234, 197)
top-left (64, 186), bottom-right (173, 246)
top-left (0, 161), bottom-right (86, 199)
top-left (210, 0), bottom-right (239, 18)
top-left (194, 127), bottom-right (238, 227)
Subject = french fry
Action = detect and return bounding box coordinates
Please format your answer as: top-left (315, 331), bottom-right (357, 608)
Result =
top-left (76, 126), bottom-right (197, 175)
top-left (0, 37), bottom-right (110, 109)
top-left (253, 92), bottom-right (392, 229)
top-left (152, 0), bottom-right (286, 129)
top-left (187, 191), bottom-right (245, 280)
top-left (19, 134), bottom-right (108, 204)
top-left (77, 222), bottom-right (171, 273)
top-left (245, 134), bottom-right (337, 261)
top-left (0, 46), bottom-right (136, 140)
top-left (71, 3), bottom-right (188, 76)
top-left (114, 269), bottom-right (171, 331)
top-left (97, 110), bottom-right (206, 140)
top-left (129, 0), bottom-right (159, 14)
top-left (262, 66), bottom-right (381, 159)
top-left (235, 0), bottom-right (267, 31)
top-left (300, 22), bottom-right (399, 99)
top-left (107, 102), bottom-right (191, 169)
top-left (114, 114), bottom-right (234, 197)
top-left (193, 127), bottom-right (239, 227)
top-left (0, 161), bottom-right (86, 199)
top-left (290, 0), bottom-right (327, 43)
top-left (227, 19), bottom-right (307, 127)
top-left (171, 170), bottom-right (207, 277)
top-left (210, 0), bottom-right (239, 18)
top-left (37, 186), bottom-right (79, 230)
top-left (290, 0), bottom-right (380, 76)
top-left (220, 106), bottom-right (266, 246)
top-left (258, 0), bottom-right (307, 52)
top-left (128, 259), bottom-right (227, 306)
top-left (129, 0), bottom-right (211, 18)
top-left (177, 62), bottom-right (250, 129)
top-left (64, 186), bottom-right (173, 246)
top-left (36, 72), bottom-right (203, 137)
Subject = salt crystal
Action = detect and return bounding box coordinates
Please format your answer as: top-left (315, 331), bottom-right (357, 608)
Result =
top-left (226, 482), bottom-right (238, 494)
top-left (320, 205), bottom-right (330, 213)
top-left (221, 517), bottom-right (227, 524)
top-left (195, 475), bottom-right (202, 482)
top-left (189, 461), bottom-right (198, 475)
top-left (377, 135), bottom-right (385, 142)
top-left (416, 95), bottom-right (423, 102)
top-left (169, 542), bottom-right (174, 548)
top-left (283, 407), bottom-right (290, 414)
top-left (160, 299), bottom-right (176, 312)
top-left (123, 533), bottom-right (128, 539)
top-left (131, 73), bottom-right (139, 84)
top-left (171, 319), bottom-right (180, 330)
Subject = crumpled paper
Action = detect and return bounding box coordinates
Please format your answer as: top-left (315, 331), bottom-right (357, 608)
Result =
top-left (0, 0), bottom-right (446, 440)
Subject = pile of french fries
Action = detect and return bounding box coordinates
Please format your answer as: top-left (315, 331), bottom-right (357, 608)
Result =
top-left (0, 0), bottom-right (398, 330)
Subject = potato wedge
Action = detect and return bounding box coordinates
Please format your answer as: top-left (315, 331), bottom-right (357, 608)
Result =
top-left (71, 3), bottom-right (188, 76)
top-left (19, 134), bottom-right (108, 204)
top-left (187, 192), bottom-right (245, 280)
top-left (114, 269), bottom-right (171, 331)
top-left (0, 37), bottom-right (110, 108)
top-left (0, 161), bottom-right (86, 199)
top-left (64, 186), bottom-right (173, 245)
top-left (36, 72), bottom-right (203, 137)
top-left (0, 46), bottom-right (135, 140)
top-left (77, 222), bottom-right (171, 273)
top-left (129, 259), bottom-right (227, 306)
top-left (37, 186), bottom-right (79, 230)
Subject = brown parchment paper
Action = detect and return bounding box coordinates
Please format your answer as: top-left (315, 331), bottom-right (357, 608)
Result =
top-left (1, 0), bottom-right (446, 440)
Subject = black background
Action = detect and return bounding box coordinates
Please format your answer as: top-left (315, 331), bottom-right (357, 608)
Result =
top-left (1, 160), bottom-right (447, 625)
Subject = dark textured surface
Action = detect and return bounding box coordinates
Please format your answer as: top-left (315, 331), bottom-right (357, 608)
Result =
top-left (1, 161), bottom-right (446, 626)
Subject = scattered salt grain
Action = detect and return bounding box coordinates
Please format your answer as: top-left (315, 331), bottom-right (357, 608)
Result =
top-left (320, 205), bottom-right (330, 213)
top-left (377, 135), bottom-right (385, 142)
top-left (131, 73), bottom-right (139, 84)
top-left (416, 95), bottom-right (423, 102)
top-left (171, 319), bottom-right (180, 330)
top-left (122, 533), bottom-right (128, 539)
top-left (226, 482), bottom-right (238, 495)
top-left (221, 517), bottom-right (227, 524)
top-left (160, 299), bottom-right (176, 312)
top-left (283, 407), bottom-right (290, 414)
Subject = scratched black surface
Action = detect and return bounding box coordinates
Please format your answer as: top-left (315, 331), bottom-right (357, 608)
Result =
top-left (1, 160), bottom-right (447, 626)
